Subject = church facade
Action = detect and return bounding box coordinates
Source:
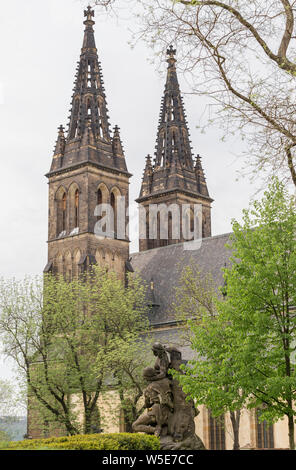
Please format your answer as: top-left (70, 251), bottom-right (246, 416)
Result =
top-left (41, 8), bottom-right (291, 449)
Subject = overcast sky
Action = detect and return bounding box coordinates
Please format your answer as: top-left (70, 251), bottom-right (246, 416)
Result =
top-left (0, 0), bottom-right (268, 382)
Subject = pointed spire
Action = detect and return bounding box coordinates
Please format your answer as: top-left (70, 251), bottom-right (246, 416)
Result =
top-left (66, 8), bottom-right (111, 143)
top-left (139, 155), bottom-right (153, 198)
top-left (112, 126), bottom-right (127, 171)
top-left (48, 9), bottom-right (130, 177)
top-left (195, 154), bottom-right (209, 197)
top-left (53, 125), bottom-right (66, 156)
top-left (50, 125), bottom-right (66, 172)
top-left (153, 45), bottom-right (194, 171)
top-left (138, 47), bottom-right (206, 200)
top-left (112, 125), bottom-right (124, 157)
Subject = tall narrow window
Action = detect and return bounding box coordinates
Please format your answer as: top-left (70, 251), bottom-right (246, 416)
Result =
top-left (256, 411), bottom-right (274, 449)
top-left (87, 61), bottom-right (92, 87)
top-left (111, 192), bottom-right (117, 239)
top-left (97, 99), bottom-right (103, 138)
top-left (172, 133), bottom-right (176, 149)
top-left (208, 410), bottom-right (226, 450)
top-left (168, 213), bottom-right (172, 243)
top-left (62, 193), bottom-right (67, 231)
top-left (97, 188), bottom-right (102, 204)
top-left (97, 189), bottom-right (102, 221)
top-left (74, 190), bottom-right (79, 228)
top-left (87, 100), bottom-right (91, 117)
top-left (190, 209), bottom-right (194, 235)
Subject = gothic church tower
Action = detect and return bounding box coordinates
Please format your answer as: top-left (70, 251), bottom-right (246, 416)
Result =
top-left (137, 46), bottom-right (213, 251)
top-left (45, 8), bottom-right (130, 280)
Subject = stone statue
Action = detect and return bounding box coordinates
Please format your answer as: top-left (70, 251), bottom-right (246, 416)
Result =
top-left (151, 342), bottom-right (170, 380)
top-left (132, 366), bottom-right (174, 437)
top-left (132, 343), bottom-right (205, 450)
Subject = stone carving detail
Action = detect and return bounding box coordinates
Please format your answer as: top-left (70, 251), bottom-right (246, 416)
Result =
top-left (132, 342), bottom-right (205, 450)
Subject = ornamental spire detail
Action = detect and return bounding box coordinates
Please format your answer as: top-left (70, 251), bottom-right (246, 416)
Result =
top-left (138, 47), bottom-right (211, 200)
top-left (48, 8), bottom-right (128, 176)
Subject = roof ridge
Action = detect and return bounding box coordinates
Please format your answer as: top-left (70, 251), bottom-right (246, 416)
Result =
top-left (130, 231), bottom-right (232, 256)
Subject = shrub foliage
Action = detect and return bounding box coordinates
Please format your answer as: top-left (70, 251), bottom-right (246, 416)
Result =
top-left (0, 433), bottom-right (160, 450)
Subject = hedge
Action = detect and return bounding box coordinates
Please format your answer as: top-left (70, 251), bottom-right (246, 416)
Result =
top-left (0, 433), bottom-right (160, 450)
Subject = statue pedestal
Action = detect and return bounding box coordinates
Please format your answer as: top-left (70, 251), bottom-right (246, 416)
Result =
top-left (160, 433), bottom-right (206, 450)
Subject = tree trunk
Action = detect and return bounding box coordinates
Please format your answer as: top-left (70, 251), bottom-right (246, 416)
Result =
top-left (288, 414), bottom-right (295, 450)
top-left (84, 410), bottom-right (92, 434)
top-left (230, 410), bottom-right (241, 450)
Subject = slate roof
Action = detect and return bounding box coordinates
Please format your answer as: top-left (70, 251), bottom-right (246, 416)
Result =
top-left (130, 232), bottom-right (232, 328)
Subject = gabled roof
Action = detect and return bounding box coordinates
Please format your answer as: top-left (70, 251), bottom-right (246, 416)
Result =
top-left (130, 232), bottom-right (232, 326)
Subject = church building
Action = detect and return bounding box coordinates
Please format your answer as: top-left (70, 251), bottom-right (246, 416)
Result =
top-left (42, 7), bottom-right (291, 450)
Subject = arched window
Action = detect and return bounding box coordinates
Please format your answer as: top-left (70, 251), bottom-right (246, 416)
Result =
top-left (87, 99), bottom-right (92, 117)
top-left (62, 193), bottom-right (67, 231)
top-left (97, 99), bottom-right (103, 137)
top-left (97, 188), bottom-right (102, 206)
top-left (96, 188), bottom-right (102, 222)
top-left (168, 212), bottom-right (172, 242)
top-left (111, 192), bottom-right (116, 239)
top-left (183, 207), bottom-right (195, 241)
top-left (74, 189), bottom-right (79, 228)
top-left (87, 60), bottom-right (92, 87)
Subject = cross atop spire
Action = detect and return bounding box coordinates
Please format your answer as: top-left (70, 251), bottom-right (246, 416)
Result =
top-left (166, 45), bottom-right (176, 65)
top-left (167, 45), bottom-right (176, 56)
top-left (84, 6), bottom-right (95, 24)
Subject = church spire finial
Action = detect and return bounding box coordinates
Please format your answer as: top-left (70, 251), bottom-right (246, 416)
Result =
top-left (166, 45), bottom-right (177, 65)
top-left (84, 5), bottom-right (95, 24)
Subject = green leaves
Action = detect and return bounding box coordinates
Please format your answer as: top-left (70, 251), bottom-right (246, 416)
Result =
top-left (174, 177), bottom-right (296, 447)
top-left (0, 267), bottom-right (149, 436)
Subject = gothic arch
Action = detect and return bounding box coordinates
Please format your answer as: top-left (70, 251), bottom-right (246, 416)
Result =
top-left (68, 182), bottom-right (81, 232)
top-left (55, 253), bottom-right (64, 275)
top-left (110, 186), bottom-right (121, 239)
top-left (96, 182), bottom-right (109, 203)
top-left (64, 250), bottom-right (72, 281)
top-left (95, 183), bottom-right (109, 235)
top-left (55, 186), bottom-right (68, 237)
top-left (183, 207), bottom-right (195, 241)
top-left (95, 248), bottom-right (106, 266)
top-left (104, 249), bottom-right (112, 267)
top-left (73, 249), bottom-right (81, 278)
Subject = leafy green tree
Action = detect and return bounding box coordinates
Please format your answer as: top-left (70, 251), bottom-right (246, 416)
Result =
top-left (0, 267), bottom-right (149, 436)
top-left (176, 178), bottom-right (296, 449)
top-left (174, 265), bottom-right (244, 449)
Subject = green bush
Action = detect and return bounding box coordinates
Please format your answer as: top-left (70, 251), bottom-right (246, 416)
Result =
top-left (0, 433), bottom-right (160, 450)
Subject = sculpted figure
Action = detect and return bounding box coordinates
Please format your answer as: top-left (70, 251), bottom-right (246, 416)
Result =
top-left (151, 342), bottom-right (169, 380)
top-left (164, 346), bottom-right (205, 450)
top-left (132, 342), bottom-right (205, 450)
top-left (132, 367), bottom-right (174, 437)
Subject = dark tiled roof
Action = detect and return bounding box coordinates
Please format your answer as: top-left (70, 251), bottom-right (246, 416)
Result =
top-left (130, 232), bottom-right (232, 326)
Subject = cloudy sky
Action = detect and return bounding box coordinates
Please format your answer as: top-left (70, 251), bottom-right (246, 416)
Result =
top-left (0, 0), bottom-right (267, 380)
